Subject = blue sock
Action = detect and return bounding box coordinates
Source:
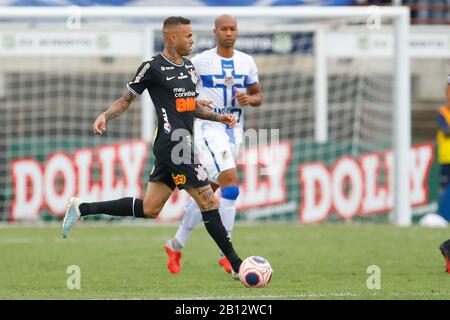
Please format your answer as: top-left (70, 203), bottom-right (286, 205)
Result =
top-left (439, 185), bottom-right (450, 221)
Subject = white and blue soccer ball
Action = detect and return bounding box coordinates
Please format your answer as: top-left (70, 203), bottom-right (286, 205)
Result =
top-left (239, 256), bottom-right (273, 288)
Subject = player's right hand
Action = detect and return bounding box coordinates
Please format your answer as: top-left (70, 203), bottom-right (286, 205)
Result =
top-left (219, 113), bottom-right (237, 128)
top-left (93, 113), bottom-right (107, 134)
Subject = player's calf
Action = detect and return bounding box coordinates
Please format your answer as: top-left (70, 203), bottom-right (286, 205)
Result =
top-left (217, 185), bottom-right (239, 272)
top-left (78, 197), bottom-right (146, 218)
top-left (187, 185), bottom-right (242, 273)
top-left (201, 209), bottom-right (242, 274)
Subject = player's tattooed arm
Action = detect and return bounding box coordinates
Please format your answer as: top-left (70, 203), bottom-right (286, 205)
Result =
top-left (104, 90), bottom-right (136, 121)
top-left (194, 100), bottom-right (220, 121)
top-left (195, 100), bottom-right (237, 128)
top-left (92, 89), bottom-right (136, 134)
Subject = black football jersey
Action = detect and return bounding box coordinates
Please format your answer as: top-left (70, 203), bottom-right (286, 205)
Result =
top-left (127, 53), bottom-right (198, 151)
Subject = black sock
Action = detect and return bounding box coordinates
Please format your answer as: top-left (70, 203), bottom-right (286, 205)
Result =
top-left (79, 197), bottom-right (145, 218)
top-left (202, 209), bottom-right (242, 273)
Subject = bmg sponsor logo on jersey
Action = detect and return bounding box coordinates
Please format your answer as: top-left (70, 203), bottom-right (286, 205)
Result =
top-left (175, 97), bottom-right (196, 112)
top-left (161, 108), bottom-right (171, 134)
top-left (173, 88), bottom-right (197, 112)
top-left (172, 174), bottom-right (186, 186)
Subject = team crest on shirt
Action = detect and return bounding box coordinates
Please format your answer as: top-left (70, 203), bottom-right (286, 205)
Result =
top-left (224, 76), bottom-right (234, 86)
top-left (163, 123), bottom-right (171, 134)
top-left (188, 68), bottom-right (198, 85)
top-left (195, 165), bottom-right (207, 181)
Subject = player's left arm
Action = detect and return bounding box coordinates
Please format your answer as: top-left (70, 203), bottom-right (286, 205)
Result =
top-left (195, 100), bottom-right (237, 128)
top-left (234, 83), bottom-right (262, 107)
top-left (234, 56), bottom-right (262, 107)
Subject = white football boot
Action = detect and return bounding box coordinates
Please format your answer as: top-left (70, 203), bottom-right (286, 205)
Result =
top-left (61, 197), bottom-right (82, 238)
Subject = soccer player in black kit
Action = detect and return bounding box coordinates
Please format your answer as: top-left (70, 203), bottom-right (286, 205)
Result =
top-left (62, 16), bottom-right (243, 276)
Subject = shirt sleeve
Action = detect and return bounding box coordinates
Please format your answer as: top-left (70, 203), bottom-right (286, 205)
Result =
top-left (127, 61), bottom-right (152, 96)
top-left (246, 56), bottom-right (259, 87)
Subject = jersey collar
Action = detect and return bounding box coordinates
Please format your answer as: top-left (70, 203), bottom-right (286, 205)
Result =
top-left (215, 47), bottom-right (235, 60)
top-left (160, 53), bottom-right (185, 67)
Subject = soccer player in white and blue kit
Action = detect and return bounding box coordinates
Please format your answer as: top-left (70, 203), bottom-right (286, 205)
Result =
top-left (164, 15), bottom-right (263, 275)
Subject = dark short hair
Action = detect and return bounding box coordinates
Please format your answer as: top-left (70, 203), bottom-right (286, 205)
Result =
top-left (163, 16), bottom-right (191, 29)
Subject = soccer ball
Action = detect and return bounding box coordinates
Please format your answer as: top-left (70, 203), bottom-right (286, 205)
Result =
top-left (238, 256), bottom-right (273, 288)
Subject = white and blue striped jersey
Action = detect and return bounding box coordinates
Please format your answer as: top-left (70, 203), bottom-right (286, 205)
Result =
top-left (191, 47), bottom-right (259, 145)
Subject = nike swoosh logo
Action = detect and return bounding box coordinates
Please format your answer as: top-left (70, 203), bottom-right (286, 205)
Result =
top-left (166, 76), bottom-right (175, 81)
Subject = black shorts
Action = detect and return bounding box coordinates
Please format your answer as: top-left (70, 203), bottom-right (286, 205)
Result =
top-left (149, 151), bottom-right (210, 190)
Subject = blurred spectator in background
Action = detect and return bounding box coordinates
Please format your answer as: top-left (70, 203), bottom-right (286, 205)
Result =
top-left (436, 74), bottom-right (450, 221)
top-left (407, 0), bottom-right (450, 23)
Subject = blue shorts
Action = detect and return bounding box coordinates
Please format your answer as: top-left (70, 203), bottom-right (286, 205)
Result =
top-left (440, 164), bottom-right (450, 187)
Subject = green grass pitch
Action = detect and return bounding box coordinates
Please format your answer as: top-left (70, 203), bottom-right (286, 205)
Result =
top-left (1, 223), bottom-right (450, 300)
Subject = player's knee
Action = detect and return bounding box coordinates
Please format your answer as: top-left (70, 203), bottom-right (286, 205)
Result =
top-left (143, 208), bottom-right (160, 219)
top-left (218, 169), bottom-right (239, 186)
top-left (221, 185), bottom-right (240, 200)
top-left (143, 201), bottom-right (162, 219)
